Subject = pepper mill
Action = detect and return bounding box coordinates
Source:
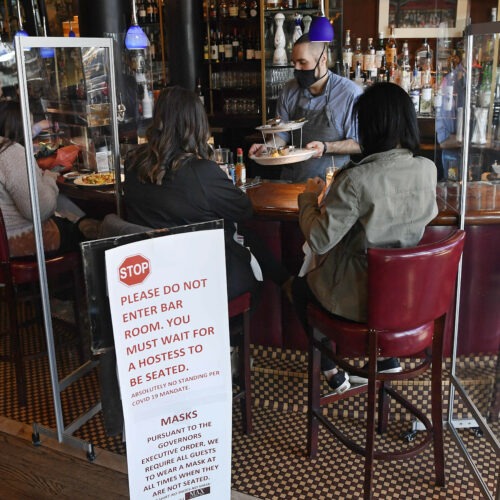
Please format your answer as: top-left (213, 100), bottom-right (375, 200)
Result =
top-left (302, 15), bottom-right (312, 34)
top-left (273, 12), bottom-right (288, 66)
top-left (292, 13), bottom-right (303, 44)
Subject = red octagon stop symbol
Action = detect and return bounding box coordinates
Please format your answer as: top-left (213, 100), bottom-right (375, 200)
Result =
top-left (118, 254), bottom-right (151, 286)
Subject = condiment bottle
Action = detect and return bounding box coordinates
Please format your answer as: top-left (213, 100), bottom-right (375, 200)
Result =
top-left (235, 147), bottom-right (246, 186)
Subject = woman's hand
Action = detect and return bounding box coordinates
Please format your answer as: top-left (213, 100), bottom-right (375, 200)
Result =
top-left (306, 141), bottom-right (325, 158)
top-left (304, 177), bottom-right (325, 197)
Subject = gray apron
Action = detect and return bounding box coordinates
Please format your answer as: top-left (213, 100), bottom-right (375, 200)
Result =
top-left (281, 75), bottom-right (349, 183)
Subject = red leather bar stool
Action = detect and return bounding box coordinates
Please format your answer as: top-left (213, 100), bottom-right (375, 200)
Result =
top-left (307, 229), bottom-right (465, 499)
top-left (0, 207), bottom-right (85, 406)
top-left (229, 291), bottom-right (253, 434)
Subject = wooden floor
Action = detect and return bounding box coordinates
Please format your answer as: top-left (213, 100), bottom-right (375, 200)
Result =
top-left (0, 417), bottom-right (129, 499)
top-left (0, 417), bottom-right (258, 500)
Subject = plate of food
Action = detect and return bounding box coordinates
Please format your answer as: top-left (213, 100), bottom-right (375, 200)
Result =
top-left (74, 172), bottom-right (123, 187)
top-left (250, 147), bottom-right (315, 166)
top-left (62, 171), bottom-right (81, 181)
top-left (256, 118), bottom-right (308, 133)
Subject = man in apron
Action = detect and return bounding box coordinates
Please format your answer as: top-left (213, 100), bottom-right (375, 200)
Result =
top-left (250, 33), bottom-right (362, 183)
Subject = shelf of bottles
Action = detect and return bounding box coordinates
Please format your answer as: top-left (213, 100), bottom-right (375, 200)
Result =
top-left (262, 0), bottom-right (342, 121)
top-left (452, 21), bottom-right (500, 215)
top-left (336, 24), bottom-right (467, 122)
top-left (134, 0), bottom-right (167, 87)
top-left (204, 1), bottom-right (262, 121)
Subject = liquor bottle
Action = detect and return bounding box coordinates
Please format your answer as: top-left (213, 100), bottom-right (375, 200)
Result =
top-left (342, 29), bottom-right (353, 75)
top-left (209, 1), bottom-right (218, 20)
top-left (249, 0), bottom-right (258, 17)
top-left (224, 32), bottom-right (233, 60)
top-left (232, 29), bottom-right (240, 62)
top-left (416, 38), bottom-right (433, 71)
top-left (216, 31), bottom-right (224, 62)
top-left (377, 55), bottom-right (389, 83)
top-left (352, 38), bottom-right (363, 71)
top-left (210, 30), bottom-right (219, 61)
top-left (353, 61), bottom-right (364, 87)
top-left (146, 0), bottom-right (154, 23)
top-left (375, 32), bottom-right (385, 69)
top-left (203, 35), bottom-right (209, 61)
top-left (419, 69), bottom-right (433, 115)
top-left (409, 65), bottom-right (421, 114)
top-left (235, 148), bottom-right (246, 186)
top-left (398, 41), bottom-right (411, 93)
top-left (363, 37), bottom-right (375, 75)
top-left (229, 0), bottom-right (239, 17)
top-left (239, 0), bottom-right (248, 19)
top-left (152, 0), bottom-right (159, 23)
top-left (219, 0), bottom-right (229, 18)
top-left (138, 0), bottom-right (147, 24)
top-left (385, 26), bottom-right (397, 67)
top-left (142, 85), bottom-right (153, 119)
top-left (246, 34), bottom-right (255, 60)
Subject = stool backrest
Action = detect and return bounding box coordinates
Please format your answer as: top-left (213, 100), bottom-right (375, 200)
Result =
top-left (367, 229), bottom-right (465, 331)
top-left (0, 206), bottom-right (11, 265)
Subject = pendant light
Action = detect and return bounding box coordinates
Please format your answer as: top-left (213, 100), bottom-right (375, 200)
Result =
top-left (308, 0), bottom-right (334, 43)
top-left (68, 20), bottom-right (76, 37)
top-left (14, 0), bottom-right (29, 39)
top-left (40, 17), bottom-right (54, 58)
top-left (125, 0), bottom-right (149, 50)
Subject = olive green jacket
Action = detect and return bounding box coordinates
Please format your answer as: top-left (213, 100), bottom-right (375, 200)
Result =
top-left (298, 148), bottom-right (438, 322)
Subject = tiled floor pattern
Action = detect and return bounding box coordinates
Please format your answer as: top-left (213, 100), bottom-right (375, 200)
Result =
top-left (0, 312), bottom-right (498, 499)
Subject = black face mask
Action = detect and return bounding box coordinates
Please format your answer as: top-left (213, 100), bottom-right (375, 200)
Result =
top-left (294, 68), bottom-right (318, 89)
top-left (294, 46), bottom-right (326, 89)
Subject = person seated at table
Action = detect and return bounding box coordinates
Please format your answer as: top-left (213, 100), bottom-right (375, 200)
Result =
top-left (0, 100), bottom-right (100, 257)
top-left (123, 86), bottom-right (290, 302)
top-left (292, 82), bottom-right (439, 394)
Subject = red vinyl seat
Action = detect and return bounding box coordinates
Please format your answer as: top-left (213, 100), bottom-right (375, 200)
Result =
top-left (307, 229), bottom-right (466, 499)
top-left (0, 207), bottom-right (85, 406)
top-left (229, 291), bottom-right (253, 434)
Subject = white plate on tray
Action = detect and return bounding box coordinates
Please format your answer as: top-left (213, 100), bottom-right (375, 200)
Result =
top-left (256, 120), bottom-right (308, 133)
top-left (74, 172), bottom-right (124, 187)
top-left (250, 148), bottom-right (314, 166)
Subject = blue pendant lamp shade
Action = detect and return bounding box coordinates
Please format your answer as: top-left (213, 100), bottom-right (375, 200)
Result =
top-left (308, 0), bottom-right (334, 43)
top-left (125, 0), bottom-right (149, 50)
top-left (68, 21), bottom-right (76, 37)
top-left (308, 15), bottom-right (334, 43)
top-left (40, 16), bottom-right (54, 58)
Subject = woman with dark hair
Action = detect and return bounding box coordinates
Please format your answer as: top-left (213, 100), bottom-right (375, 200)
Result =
top-left (124, 86), bottom-right (289, 301)
top-left (0, 100), bottom-right (98, 257)
top-left (292, 82), bottom-right (438, 393)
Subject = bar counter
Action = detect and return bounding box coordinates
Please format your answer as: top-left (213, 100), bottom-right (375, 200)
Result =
top-left (58, 176), bottom-right (500, 225)
top-left (58, 177), bottom-right (500, 355)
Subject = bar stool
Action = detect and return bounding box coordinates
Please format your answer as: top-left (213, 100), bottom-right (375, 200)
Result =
top-left (0, 207), bottom-right (85, 406)
top-left (307, 229), bottom-right (465, 499)
top-left (229, 292), bottom-right (253, 434)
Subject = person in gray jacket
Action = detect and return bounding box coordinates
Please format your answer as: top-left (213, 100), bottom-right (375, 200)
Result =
top-left (292, 82), bottom-right (438, 393)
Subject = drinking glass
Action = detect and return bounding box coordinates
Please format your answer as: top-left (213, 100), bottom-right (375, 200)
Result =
top-left (325, 157), bottom-right (339, 185)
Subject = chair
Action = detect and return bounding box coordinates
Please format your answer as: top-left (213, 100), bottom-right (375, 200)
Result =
top-left (100, 213), bottom-right (253, 434)
top-left (307, 229), bottom-right (465, 499)
top-left (0, 208), bottom-right (85, 406)
top-left (229, 291), bottom-right (253, 435)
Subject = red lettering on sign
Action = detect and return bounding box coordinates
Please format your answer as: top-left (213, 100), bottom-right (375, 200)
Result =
top-left (119, 254), bottom-right (151, 286)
